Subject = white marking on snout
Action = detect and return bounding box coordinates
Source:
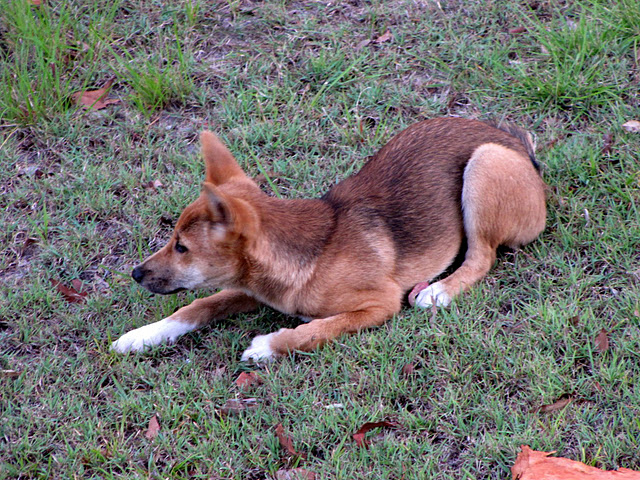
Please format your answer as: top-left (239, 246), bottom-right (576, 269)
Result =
top-left (241, 332), bottom-right (277, 363)
top-left (111, 316), bottom-right (198, 353)
top-left (414, 281), bottom-right (452, 308)
top-left (179, 265), bottom-right (207, 290)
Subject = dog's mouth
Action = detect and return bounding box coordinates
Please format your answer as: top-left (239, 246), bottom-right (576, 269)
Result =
top-left (144, 284), bottom-right (187, 295)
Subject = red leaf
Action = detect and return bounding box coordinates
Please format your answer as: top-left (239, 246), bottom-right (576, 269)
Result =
top-left (71, 78), bottom-right (120, 110)
top-left (145, 414), bottom-right (160, 440)
top-left (235, 371), bottom-right (262, 391)
top-left (50, 278), bottom-right (88, 304)
top-left (401, 363), bottom-right (415, 376)
top-left (594, 329), bottom-right (609, 353)
top-left (275, 423), bottom-right (307, 459)
top-left (352, 420), bottom-right (399, 448)
top-left (508, 26), bottom-right (527, 34)
top-left (512, 445), bottom-right (640, 479)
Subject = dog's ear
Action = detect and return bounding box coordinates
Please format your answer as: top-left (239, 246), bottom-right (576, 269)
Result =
top-left (202, 182), bottom-right (259, 240)
top-left (200, 131), bottom-right (247, 185)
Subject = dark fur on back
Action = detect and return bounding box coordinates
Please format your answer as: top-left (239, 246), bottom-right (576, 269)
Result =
top-left (322, 118), bottom-right (537, 256)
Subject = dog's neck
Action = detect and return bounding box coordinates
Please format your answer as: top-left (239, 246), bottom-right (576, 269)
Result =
top-left (241, 196), bottom-right (336, 312)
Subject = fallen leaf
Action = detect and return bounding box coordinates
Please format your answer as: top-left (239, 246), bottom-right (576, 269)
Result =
top-left (512, 445), bottom-right (640, 479)
top-left (594, 329), bottom-right (609, 353)
top-left (352, 420), bottom-right (399, 448)
top-left (275, 468), bottom-right (316, 480)
top-left (408, 281), bottom-right (429, 306)
top-left (1, 370), bottom-right (21, 379)
top-left (568, 315), bottom-right (580, 327)
top-left (50, 278), bottom-right (88, 304)
top-left (535, 396), bottom-right (573, 413)
top-left (622, 120), bottom-right (640, 133)
top-left (374, 29), bottom-right (393, 44)
top-left (143, 179), bottom-right (164, 190)
top-left (601, 133), bottom-right (614, 155)
top-left (275, 423), bottom-right (307, 459)
top-left (145, 414), bottom-right (160, 440)
top-left (235, 371), bottom-right (262, 391)
top-left (29, 0), bottom-right (42, 5)
top-left (508, 26), bottom-right (527, 34)
top-left (355, 39), bottom-right (372, 50)
top-left (218, 398), bottom-right (257, 416)
top-left (401, 363), bottom-right (415, 375)
top-left (71, 78), bottom-right (120, 111)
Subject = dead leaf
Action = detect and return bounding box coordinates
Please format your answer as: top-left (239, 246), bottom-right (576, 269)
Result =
top-left (352, 420), bottom-right (399, 448)
top-left (275, 423), bottom-right (307, 459)
top-left (535, 396), bottom-right (573, 413)
top-left (408, 281), bottom-right (429, 306)
top-left (512, 445), bottom-right (640, 480)
top-left (29, 0), bottom-right (42, 5)
top-left (594, 328), bottom-right (609, 353)
top-left (1, 370), bottom-right (21, 379)
top-left (601, 133), bottom-right (614, 155)
top-left (401, 363), bottom-right (415, 375)
top-left (275, 468), bottom-right (316, 480)
top-left (145, 414), bottom-right (160, 440)
top-left (50, 278), bottom-right (88, 304)
top-left (508, 27), bottom-right (527, 34)
top-left (374, 29), bottom-right (393, 44)
top-left (355, 39), bottom-right (372, 50)
top-left (568, 315), bottom-right (580, 327)
top-left (235, 371), bottom-right (262, 391)
top-left (622, 120), bottom-right (640, 133)
top-left (71, 78), bottom-right (120, 111)
top-left (218, 398), bottom-right (257, 416)
top-left (143, 179), bottom-right (164, 191)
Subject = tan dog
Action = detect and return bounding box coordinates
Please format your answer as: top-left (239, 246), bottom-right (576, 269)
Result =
top-left (112, 118), bottom-right (546, 362)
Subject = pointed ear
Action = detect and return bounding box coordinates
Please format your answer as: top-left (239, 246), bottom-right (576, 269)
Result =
top-left (202, 182), bottom-right (259, 239)
top-left (200, 131), bottom-right (247, 185)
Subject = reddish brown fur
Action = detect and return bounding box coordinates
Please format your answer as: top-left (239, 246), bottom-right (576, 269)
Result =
top-left (128, 118), bottom-right (546, 358)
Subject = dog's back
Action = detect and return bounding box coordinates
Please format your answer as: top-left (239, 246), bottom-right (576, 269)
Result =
top-left (322, 117), bottom-right (539, 288)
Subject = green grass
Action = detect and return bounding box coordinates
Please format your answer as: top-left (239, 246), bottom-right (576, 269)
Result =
top-left (1, 0), bottom-right (639, 478)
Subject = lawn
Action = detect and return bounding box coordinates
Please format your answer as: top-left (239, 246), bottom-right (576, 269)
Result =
top-left (1, 0), bottom-right (639, 478)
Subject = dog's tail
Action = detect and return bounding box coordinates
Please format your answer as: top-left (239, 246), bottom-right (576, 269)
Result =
top-left (495, 123), bottom-right (540, 172)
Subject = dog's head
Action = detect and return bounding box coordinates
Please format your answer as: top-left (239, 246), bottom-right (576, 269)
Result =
top-left (132, 132), bottom-right (260, 294)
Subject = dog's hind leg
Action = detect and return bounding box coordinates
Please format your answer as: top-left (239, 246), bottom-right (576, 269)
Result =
top-left (112, 289), bottom-right (259, 353)
top-left (414, 142), bottom-right (546, 308)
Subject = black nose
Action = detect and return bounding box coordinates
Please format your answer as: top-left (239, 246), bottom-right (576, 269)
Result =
top-left (131, 265), bottom-right (146, 284)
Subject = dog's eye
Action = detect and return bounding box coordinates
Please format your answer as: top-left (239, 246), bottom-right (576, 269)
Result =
top-left (175, 242), bottom-right (188, 254)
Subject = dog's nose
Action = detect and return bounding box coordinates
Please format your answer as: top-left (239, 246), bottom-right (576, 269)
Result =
top-left (131, 265), bottom-right (146, 284)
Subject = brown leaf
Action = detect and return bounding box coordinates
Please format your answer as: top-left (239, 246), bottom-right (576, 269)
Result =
top-left (374, 29), bottom-right (393, 44)
top-left (512, 445), bottom-right (640, 480)
top-left (275, 468), bottom-right (316, 480)
top-left (535, 396), bottom-right (573, 413)
top-left (408, 281), bottom-right (429, 307)
top-left (355, 39), bottom-right (372, 50)
top-left (594, 328), bottom-right (609, 353)
top-left (622, 120), bottom-right (640, 133)
top-left (352, 420), bottom-right (399, 448)
top-left (218, 398), bottom-right (257, 416)
top-left (143, 179), bottom-right (164, 191)
top-left (50, 278), bottom-right (88, 304)
top-left (275, 423), bottom-right (307, 459)
top-left (568, 315), bottom-right (580, 327)
top-left (235, 371), bottom-right (262, 391)
top-left (71, 78), bottom-right (120, 110)
top-left (508, 26), bottom-right (527, 34)
top-left (601, 133), bottom-right (614, 155)
top-left (1, 369), bottom-right (21, 379)
top-left (145, 414), bottom-right (160, 440)
top-left (401, 363), bottom-right (415, 376)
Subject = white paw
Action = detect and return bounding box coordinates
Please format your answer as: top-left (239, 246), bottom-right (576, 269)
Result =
top-left (241, 332), bottom-right (277, 363)
top-left (111, 317), bottom-right (197, 353)
top-left (414, 282), bottom-right (452, 308)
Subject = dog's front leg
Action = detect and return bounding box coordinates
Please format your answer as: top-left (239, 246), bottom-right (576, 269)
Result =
top-left (241, 304), bottom-right (398, 363)
top-left (112, 289), bottom-right (259, 353)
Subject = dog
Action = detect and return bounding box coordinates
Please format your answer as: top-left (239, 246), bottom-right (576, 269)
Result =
top-left (111, 117), bottom-right (546, 362)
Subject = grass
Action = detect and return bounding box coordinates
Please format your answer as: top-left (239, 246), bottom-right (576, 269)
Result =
top-left (1, 0), bottom-right (639, 478)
